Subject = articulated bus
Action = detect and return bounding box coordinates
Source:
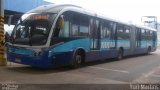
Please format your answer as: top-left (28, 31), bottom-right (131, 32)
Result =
top-left (7, 4), bottom-right (157, 68)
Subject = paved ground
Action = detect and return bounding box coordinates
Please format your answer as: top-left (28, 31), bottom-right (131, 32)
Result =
top-left (1, 48), bottom-right (160, 89)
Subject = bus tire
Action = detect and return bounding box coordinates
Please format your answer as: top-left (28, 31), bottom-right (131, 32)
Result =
top-left (117, 48), bottom-right (123, 60)
top-left (147, 46), bottom-right (151, 54)
top-left (72, 50), bottom-right (84, 68)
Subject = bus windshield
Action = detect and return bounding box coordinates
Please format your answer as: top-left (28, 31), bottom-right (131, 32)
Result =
top-left (11, 13), bottom-right (57, 46)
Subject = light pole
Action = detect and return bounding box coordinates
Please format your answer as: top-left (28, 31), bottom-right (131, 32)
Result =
top-left (0, 0), bottom-right (6, 66)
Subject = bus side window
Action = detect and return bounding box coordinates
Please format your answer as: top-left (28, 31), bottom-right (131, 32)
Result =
top-left (101, 22), bottom-right (107, 38)
top-left (124, 26), bottom-right (130, 40)
top-left (53, 19), bottom-right (61, 37)
top-left (72, 24), bottom-right (79, 36)
top-left (141, 29), bottom-right (145, 40)
top-left (54, 12), bottom-right (70, 38)
top-left (117, 24), bottom-right (130, 40)
top-left (71, 12), bottom-right (89, 37)
top-left (149, 31), bottom-right (153, 40)
top-left (59, 21), bottom-right (70, 37)
top-left (117, 24), bottom-right (124, 40)
top-left (109, 22), bottom-right (116, 40)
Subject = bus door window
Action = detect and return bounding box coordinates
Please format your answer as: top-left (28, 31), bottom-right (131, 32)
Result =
top-left (90, 18), bottom-right (100, 50)
top-left (124, 26), bottom-right (130, 49)
top-left (89, 19), bottom-right (94, 38)
top-left (101, 21), bottom-right (116, 49)
top-left (141, 29), bottom-right (146, 47)
top-left (146, 30), bottom-right (150, 46)
top-left (117, 24), bottom-right (123, 48)
top-left (109, 22), bottom-right (116, 48)
top-left (109, 22), bottom-right (116, 39)
top-left (101, 22), bottom-right (107, 38)
top-left (153, 31), bottom-right (157, 47)
top-left (101, 21), bottom-right (110, 39)
top-left (101, 21), bottom-right (111, 49)
top-left (136, 28), bottom-right (141, 48)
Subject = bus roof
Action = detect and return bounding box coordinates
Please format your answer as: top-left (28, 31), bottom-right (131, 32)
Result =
top-left (27, 4), bottom-right (82, 14)
top-left (134, 24), bottom-right (157, 31)
top-left (28, 4), bottom-right (157, 31)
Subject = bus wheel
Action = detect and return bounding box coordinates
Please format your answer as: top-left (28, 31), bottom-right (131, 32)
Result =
top-left (117, 49), bottom-right (123, 60)
top-left (72, 51), bottom-right (83, 68)
top-left (147, 46), bottom-right (151, 54)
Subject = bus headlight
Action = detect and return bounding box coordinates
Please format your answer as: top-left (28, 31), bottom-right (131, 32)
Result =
top-left (38, 51), bottom-right (43, 56)
top-left (48, 51), bottom-right (53, 57)
top-left (34, 52), bottom-right (38, 56)
top-left (33, 51), bottom-right (43, 56)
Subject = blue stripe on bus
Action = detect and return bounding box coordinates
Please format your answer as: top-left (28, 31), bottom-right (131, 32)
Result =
top-left (48, 38), bottom-right (90, 57)
top-left (117, 40), bottom-right (130, 49)
top-left (8, 47), bottom-right (34, 56)
top-left (100, 39), bottom-right (115, 50)
top-left (140, 40), bottom-right (154, 48)
top-left (100, 39), bottom-right (131, 50)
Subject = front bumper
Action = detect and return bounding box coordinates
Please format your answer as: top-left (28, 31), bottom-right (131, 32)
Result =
top-left (7, 53), bottom-right (52, 68)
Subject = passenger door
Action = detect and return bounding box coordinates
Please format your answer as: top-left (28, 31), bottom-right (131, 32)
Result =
top-left (136, 28), bottom-right (141, 48)
top-left (90, 19), bottom-right (101, 50)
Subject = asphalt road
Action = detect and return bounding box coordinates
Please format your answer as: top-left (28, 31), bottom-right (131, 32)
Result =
top-left (1, 48), bottom-right (160, 89)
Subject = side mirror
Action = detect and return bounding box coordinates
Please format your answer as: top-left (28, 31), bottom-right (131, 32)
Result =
top-left (57, 15), bottom-right (64, 29)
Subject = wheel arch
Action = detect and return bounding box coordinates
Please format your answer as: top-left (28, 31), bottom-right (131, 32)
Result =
top-left (119, 47), bottom-right (124, 52)
top-left (72, 47), bottom-right (86, 63)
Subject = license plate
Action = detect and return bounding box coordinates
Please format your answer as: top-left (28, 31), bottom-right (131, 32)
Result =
top-left (15, 59), bottom-right (21, 63)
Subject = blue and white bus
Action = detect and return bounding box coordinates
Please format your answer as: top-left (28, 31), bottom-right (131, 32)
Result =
top-left (7, 4), bottom-right (157, 68)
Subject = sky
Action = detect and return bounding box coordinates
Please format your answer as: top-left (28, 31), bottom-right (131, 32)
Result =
top-left (44, 0), bottom-right (160, 25)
